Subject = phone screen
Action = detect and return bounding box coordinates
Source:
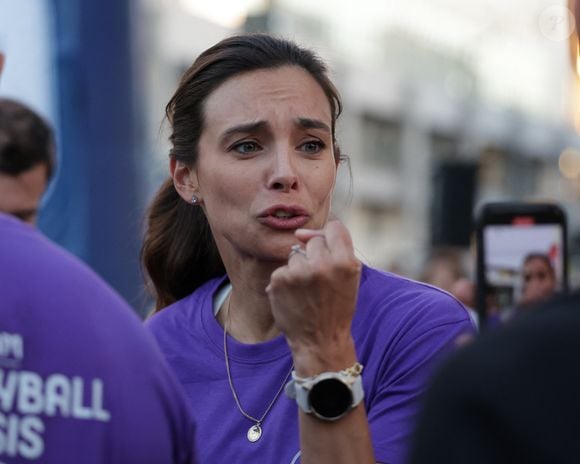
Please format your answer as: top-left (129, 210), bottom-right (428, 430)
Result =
top-left (476, 204), bottom-right (568, 328)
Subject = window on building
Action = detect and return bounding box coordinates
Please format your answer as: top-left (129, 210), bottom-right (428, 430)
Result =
top-left (507, 155), bottom-right (540, 198)
top-left (361, 114), bottom-right (401, 169)
top-left (431, 132), bottom-right (459, 161)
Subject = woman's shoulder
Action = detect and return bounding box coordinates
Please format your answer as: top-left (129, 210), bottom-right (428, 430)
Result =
top-left (353, 265), bottom-right (476, 372)
top-left (146, 275), bottom-right (227, 330)
top-left (356, 264), bottom-right (474, 330)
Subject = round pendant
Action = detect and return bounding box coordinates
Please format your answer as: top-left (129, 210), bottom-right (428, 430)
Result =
top-left (247, 424), bottom-right (262, 442)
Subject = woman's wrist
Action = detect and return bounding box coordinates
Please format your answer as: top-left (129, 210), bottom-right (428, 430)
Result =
top-left (289, 334), bottom-right (357, 377)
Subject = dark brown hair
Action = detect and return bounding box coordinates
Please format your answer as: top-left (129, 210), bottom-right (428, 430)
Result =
top-left (0, 98), bottom-right (55, 179)
top-left (142, 33), bottom-right (343, 311)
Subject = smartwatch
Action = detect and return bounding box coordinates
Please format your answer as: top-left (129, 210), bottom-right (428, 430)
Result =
top-left (285, 363), bottom-right (364, 421)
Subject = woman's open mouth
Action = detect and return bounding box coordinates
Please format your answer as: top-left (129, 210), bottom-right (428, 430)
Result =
top-left (258, 205), bottom-right (310, 230)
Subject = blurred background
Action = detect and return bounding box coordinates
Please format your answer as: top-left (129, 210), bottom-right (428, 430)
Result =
top-left (2, 0), bottom-right (580, 315)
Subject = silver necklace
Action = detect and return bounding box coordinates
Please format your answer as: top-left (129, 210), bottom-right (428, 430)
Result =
top-left (223, 295), bottom-right (293, 443)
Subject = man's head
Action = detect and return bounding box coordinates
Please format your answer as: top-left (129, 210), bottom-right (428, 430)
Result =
top-left (0, 98), bottom-right (55, 225)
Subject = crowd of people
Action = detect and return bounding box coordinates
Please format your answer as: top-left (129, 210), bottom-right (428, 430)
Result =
top-left (1, 8), bottom-right (580, 463)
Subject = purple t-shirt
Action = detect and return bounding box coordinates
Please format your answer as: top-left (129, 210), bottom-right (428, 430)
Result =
top-left (0, 213), bottom-right (195, 463)
top-left (147, 264), bottom-right (475, 464)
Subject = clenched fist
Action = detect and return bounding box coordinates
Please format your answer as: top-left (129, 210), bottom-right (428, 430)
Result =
top-left (266, 221), bottom-right (362, 377)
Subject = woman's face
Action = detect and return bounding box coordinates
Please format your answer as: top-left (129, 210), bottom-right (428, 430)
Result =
top-left (188, 65), bottom-right (337, 263)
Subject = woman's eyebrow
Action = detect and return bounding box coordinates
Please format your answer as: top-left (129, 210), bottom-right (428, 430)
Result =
top-left (219, 118), bottom-right (330, 142)
top-left (221, 121), bottom-right (268, 141)
top-left (296, 117), bottom-right (330, 133)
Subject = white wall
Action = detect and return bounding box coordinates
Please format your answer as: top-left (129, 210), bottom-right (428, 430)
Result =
top-left (0, 0), bottom-right (56, 122)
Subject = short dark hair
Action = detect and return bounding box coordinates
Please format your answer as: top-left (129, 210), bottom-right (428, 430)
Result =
top-left (142, 33), bottom-right (344, 311)
top-left (0, 98), bottom-right (55, 179)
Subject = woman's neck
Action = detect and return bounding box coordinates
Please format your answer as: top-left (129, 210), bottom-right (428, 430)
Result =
top-left (217, 262), bottom-right (282, 344)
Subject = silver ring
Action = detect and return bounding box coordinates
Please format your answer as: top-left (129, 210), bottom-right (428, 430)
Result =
top-left (288, 244), bottom-right (306, 259)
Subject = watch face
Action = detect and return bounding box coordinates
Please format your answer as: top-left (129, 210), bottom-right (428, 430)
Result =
top-left (309, 378), bottom-right (353, 420)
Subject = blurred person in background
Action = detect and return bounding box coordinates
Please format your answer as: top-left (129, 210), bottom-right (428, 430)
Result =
top-left (495, 253), bottom-right (559, 326)
top-left (143, 33), bottom-right (474, 464)
top-left (0, 96), bottom-right (54, 225)
top-left (408, 4), bottom-right (580, 461)
top-left (449, 277), bottom-right (475, 310)
top-left (420, 248), bottom-right (478, 327)
top-left (519, 252), bottom-right (557, 307)
top-left (0, 54), bottom-right (196, 463)
top-left (450, 277), bottom-right (478, 329)
top-left (420, 247), bottom-right (463, 293)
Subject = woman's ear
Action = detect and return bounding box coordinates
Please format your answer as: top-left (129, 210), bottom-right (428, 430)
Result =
top-left (170, 159), bottom-right (201, 204)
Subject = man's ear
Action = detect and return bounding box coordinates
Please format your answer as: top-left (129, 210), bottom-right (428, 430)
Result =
top-left (170, 158), bottom-right (201, 204)
top-left (0, 53), bottom-right (5, 80)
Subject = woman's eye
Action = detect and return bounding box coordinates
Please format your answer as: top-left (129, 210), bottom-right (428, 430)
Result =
top-left (301, 141), bottom-right (325, 154)
top-left (233, 141), bottom-right (260, 154)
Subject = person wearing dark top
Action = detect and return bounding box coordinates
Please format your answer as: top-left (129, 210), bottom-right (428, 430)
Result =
top-left (409, 291), bottom-right (580, 464)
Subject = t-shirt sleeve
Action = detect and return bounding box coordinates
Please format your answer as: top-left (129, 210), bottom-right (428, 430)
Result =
top-left (367, 295), bottom-right (475, 464)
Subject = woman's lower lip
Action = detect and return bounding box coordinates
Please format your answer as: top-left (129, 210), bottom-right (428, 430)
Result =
top-left (259, 215), bottom-right (309, 230)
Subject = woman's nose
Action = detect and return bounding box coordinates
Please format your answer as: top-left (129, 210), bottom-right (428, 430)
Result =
top-left (267, 147), bottom-right (299, 192)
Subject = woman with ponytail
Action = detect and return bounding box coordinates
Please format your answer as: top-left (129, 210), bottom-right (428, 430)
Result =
top-left (143, 33), bottom-right (475, 464)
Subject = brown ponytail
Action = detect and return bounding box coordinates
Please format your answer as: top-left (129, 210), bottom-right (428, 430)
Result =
top-left (142, 33), bottom-right (343, 311)
top-left (142, 179), bottom-right (225, 311)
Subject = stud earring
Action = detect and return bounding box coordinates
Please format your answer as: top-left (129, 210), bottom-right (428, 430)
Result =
top-left (191, 195), bottom-right (199, 205)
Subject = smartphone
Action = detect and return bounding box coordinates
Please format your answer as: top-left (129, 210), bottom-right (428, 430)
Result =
top-left (475, 202), bottom-right (568, 328)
